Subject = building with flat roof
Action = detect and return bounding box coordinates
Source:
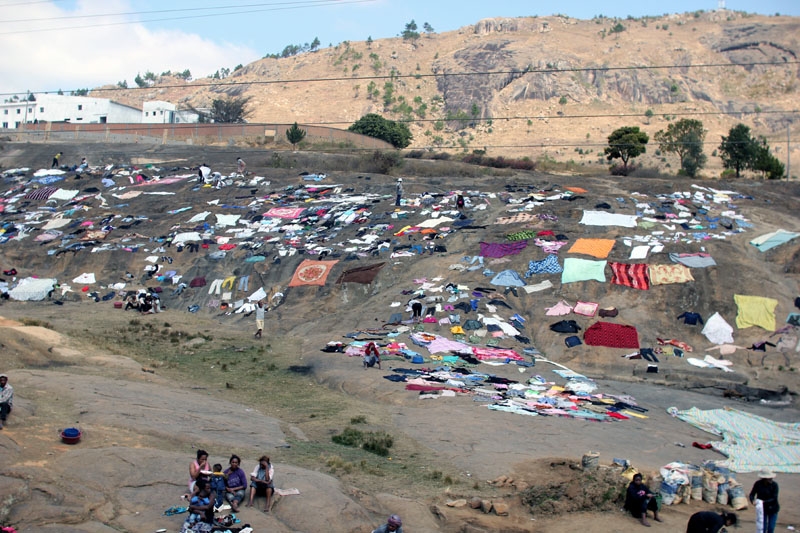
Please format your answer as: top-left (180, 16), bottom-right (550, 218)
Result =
top-left (142, 101), bottom-right (199, 124)
top-left (0, 94), bottom-right (196, 129)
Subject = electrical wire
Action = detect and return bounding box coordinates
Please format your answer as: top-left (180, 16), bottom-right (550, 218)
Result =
top-left (6, 58), bottom-right (796, 98)
top-left (0, 0), bottom-right (373, 35)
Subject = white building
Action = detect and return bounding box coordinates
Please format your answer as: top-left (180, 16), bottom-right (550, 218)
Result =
top-left (142, 101), bottom-right (199, 124)
top-left (0, 94), bottom-right (196, 129)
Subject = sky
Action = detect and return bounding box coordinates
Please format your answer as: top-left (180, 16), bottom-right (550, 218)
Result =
top-left (0, 0), bottom-right (798, 97)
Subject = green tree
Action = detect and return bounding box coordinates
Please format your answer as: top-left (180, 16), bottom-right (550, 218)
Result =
top-left (117, 80), bottom-right (128, 89)
top-left (207, 96), bottom-right (252, 123)
top-left (134, 73), bottom-right (147, 88)
top-left (349, 113), bottom-right (413, 149)
top-left (72, 88), bottom-right (88, 96)
top-left (423, 22), bottom-right (434, 33)
top-left (402, 20), bottom-right (420, 40)
top-left (604, 126), bottom-right (649, 175)
top-left (310, 37), bottom-right (321, 51)
top-left (366, 35), bottom-right (373, 47)
top-left (27, 92), bottom-right (36, 101)
top-left (644, 109), bottom-right (654, 124)
top-left (718, 123), bottom-right (758, 178)
top-left (286, 122), bottom-right (307, 149)
top-left (382, 81), bottom-right (395, 109)
top-left (558, 95), bottom-right (568, 106)
top-left (234, 64), bottom-right (244, 71)
top-left (752, 137), bottom-right (785, 179)
top-left (654, 118), bottom-right (707, 177)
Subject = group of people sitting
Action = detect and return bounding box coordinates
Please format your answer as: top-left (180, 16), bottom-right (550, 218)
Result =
top-left (123, 289), bottom-right (162, 313)
top-left (186, 450), bottom-right (274, 529)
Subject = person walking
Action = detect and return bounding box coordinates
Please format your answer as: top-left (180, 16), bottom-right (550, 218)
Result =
top-left (254, 301), bottom-right (265, 339)
top-left (237, 157), bottom-right (246, 175)
top-left (395, 178), bottom-right (404, 207)
top-left (0, 374), bottom-right (13, 429)
top-left (52, 151), bottom-right (63, 168)
top-left (750, 470), bottom-right (780, 533)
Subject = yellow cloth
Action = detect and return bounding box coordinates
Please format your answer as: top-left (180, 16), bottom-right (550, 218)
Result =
top-left (567, 238), bottom-right (615, 259)
top-left (734, 294), bottom-right (778, 331)
top-left (648, 264), bottom-right (694, 285)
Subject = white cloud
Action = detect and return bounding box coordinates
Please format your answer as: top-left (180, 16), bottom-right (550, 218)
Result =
top-left (0, 0), bottom-right (258, 96)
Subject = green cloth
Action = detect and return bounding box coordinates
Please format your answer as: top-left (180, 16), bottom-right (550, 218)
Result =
top-left (734, 294), bottom-right (778, 331)
top-left (561, 258), bottom-right (607, 284)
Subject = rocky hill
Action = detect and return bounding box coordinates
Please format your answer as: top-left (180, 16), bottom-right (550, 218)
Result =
top-left (90, 10), bottom-right (800, 177)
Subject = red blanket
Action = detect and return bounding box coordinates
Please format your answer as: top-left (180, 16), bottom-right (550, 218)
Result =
top-left (584, 322), bottom-right (640, 349)
top-left (609, 262), bottom-right (650, 290)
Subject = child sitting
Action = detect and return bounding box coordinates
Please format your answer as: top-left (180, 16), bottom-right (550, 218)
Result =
top-left (182, 480), bottom-right (213, 532)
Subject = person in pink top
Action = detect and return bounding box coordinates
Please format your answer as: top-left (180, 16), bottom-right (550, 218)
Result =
top-left (189, 449), bottom-right (210, 491)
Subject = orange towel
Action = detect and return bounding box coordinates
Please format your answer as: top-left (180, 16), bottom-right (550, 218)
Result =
top-left (565, 186), bottom-right (588, 193)
top-left (567, 238), bottom-right (615, 259)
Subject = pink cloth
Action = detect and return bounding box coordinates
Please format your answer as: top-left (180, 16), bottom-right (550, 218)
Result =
top-left (546, 300), bottom-right (573, 316)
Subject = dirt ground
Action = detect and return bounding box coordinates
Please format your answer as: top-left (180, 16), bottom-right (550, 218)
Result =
top-left (0, 143), bottom-right (799, 532)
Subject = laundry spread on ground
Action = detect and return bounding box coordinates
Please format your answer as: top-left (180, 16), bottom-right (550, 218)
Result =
top-left (734, 294), bottom-right (778, 332)
top-left (1, 158), bottom-right (794, 436)
top-left (609, 262), bottom-right (650, 290)
top-left (562, 258), bottom-right (607, 284)
top-left (567, 238), bottom-right (616, 259)
top-left (668, 406), bottom-right (800, 473)
top-left (580, 210), bottom-right (638, 228)
top-left (584, 322), bottom-right (640, 349)
top-left (749, 229), bottom-right (800, 252)
top-left (288, 260), bottom-right (338, 287)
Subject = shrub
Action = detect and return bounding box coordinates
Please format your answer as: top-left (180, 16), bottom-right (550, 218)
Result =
top-left (362, 432), bottom-right (393, 456)
top-left (405, 150), bottom-right (425, 159)
top-left (430, 152), bottom-right (451, 160)
top-left (362, 150), bottom-right (403, 174)
top-left (331, 427), bottom-right (394, 456)
top-left (332, 427), bottom-right (363, 447)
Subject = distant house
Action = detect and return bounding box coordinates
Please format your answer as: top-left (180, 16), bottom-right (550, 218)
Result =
top-left (0, 94), bottom-right (196, 129)
top-left (142, 101), bottom-right (199, 124)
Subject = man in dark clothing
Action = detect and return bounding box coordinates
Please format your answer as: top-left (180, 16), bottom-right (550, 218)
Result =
top-left (624, 473), bottom-right (662, 526)
top-left (750, 470), bottom-right (780, 533)
top-left (686, 511), bottom-right (737, 533)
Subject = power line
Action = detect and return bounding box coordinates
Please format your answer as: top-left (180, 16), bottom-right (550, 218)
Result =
top-left (0, 0), bottom-right (67, 7)
top-left (11, 59), bottom-right (797, 97)
top-left (0, 0), bottom-right (373, 36)
top-left (0, 0), bottom-right (351, 24)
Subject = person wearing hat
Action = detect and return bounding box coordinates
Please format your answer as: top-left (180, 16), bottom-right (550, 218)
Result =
top-left (372, 514), bottom-right (402, 533)
top-left (750, 470), bottom-right (779, 533)
top-left (686, 510), bottom-right (737, 533)
top-left (0, 374), bottom-right (12, 429)
top-left (395, 178), bottom-right (404, 207)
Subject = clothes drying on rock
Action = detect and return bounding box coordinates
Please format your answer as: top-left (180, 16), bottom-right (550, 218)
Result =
top-left (584, 322), bottom-right (640, 349)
